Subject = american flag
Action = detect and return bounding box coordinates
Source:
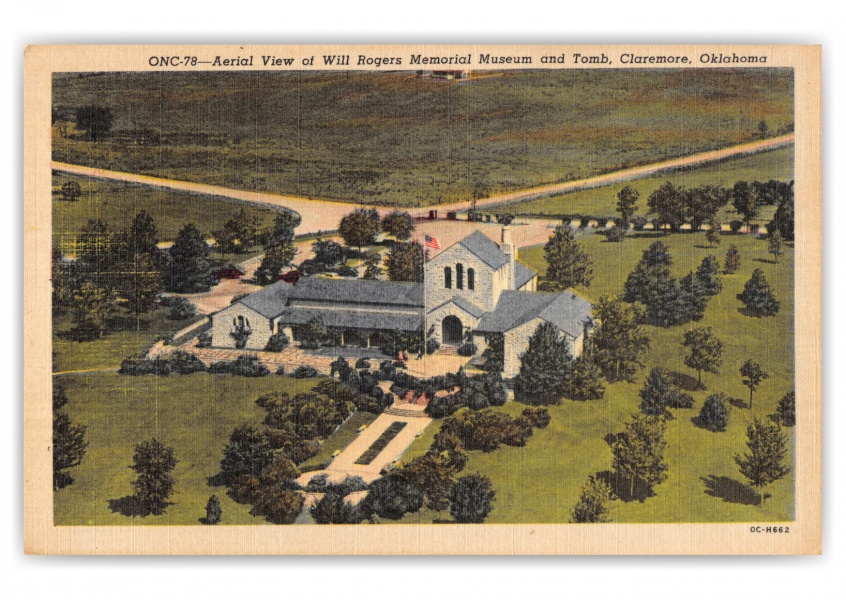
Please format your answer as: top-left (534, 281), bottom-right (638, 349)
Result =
top-left (423, 234), bottom-right (441, 250)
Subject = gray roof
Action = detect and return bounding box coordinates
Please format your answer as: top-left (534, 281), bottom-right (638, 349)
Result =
top-left (430, 295), bottom-right (486, 319)
top-left (458, 230), bottom-right (509, 270)
top-left (237, 278), bottom-right (423, 320)
top-left (277, 307), bottom-right (423, 332)
top-left (515, 261), bottom-right (537, 289)
top-left (476, 290), bottom-right (593, 337)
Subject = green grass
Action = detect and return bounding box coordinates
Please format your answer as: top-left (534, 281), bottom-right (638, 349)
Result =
top-left (299, 411), bottom-right (378, 471)
top-left (52, 69), bottom-right (793, 206)
top-left (54, 372), bottom-right (321, 525)
top-left (510, 147), bottom-right (794, 220)
top-left (52, 175), bottom-right (284, 253)
top-left (398, 232), bottom-right (794, 524)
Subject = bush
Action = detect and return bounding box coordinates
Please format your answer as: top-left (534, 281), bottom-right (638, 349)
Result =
top-left (252, 488), bottom-right (304, 524)
top-left (291, 365), bottom-right (320, 379)
top-left (204, 495), bottom-right (222, 524)
top-left (426, 338), bottom-right (441, 354)
top-left (168, 350), bottom-right (207, 374)
top-left (196, 331), bottom-right (212, 348)
top-left (264, 331), bottom-right (290, 352)
top-left (275, 365), bottom-right (286, 376)
top-left (698, 393), bottom-right (731, 432)
top-left (119, 356), bottom-right (172, 376)
top-left (336, 265), bottom-right (358, 277)
top-left (456, 342), bottom-right (477, 356)
top-left (229, 354), bottom-right (270, 377)
top-left (771, 390), bottom-right (795, 427)
top-left (229, 475), bottom-right (261, 504)
top-left (604, 226), bottom-right (625, 242)
top-left (449, 474), bottom-right (495, 523)
top-left (730, 220), bottom-right (744, 233)
top-left (631, 215), bottom-right (648, 231)
top-left (165, 297), bottom-right (197, 320)
top-left (355, 357), bottom-right (372, 369)
top-left (311, 492), bottom-right (362, 524)
top-left (519, 407), bottom-right (551, 429)
top-left (362, 475), bottom-right (424, 520)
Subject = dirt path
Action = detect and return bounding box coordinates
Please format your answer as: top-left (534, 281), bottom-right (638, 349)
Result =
top-left (52, 134), bottom-right (793, 233)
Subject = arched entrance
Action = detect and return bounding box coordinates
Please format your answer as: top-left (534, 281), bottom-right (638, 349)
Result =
top-left (442, 315), bottom-right (464, 344)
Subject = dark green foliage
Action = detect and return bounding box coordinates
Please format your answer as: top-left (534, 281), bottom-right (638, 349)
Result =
top-left (381, 210), bottom-right (414, 241)
top-left (205, 495), bottom-right (222, 524)
top-left (363, 475), bottom-right (424, 520)
top-left (604, 225), bottom-right (625, 242)
top-left (539, 225), bottom-right (594, 291)
top-left (732, 180), bottom-right (759, 225)
top-left (571, 476), bottom-right (613, 523)
top-left (611, 413), bottom-right (669, 499)
top-left (263, 391), bottom-right (351, 439)
top-left (724, 245), bottom-right (741, 274)
top-left (311, 492), bottom-right (362, 524)
top-left (297, 317), bottom-right (327, 347)
top-left (119, 350), bottom-right (206, 376)
top-left (362, 251), bottom-right (383, 280)
top-left (695, 255), bottom-right (723, 296)
top-left (386, 241), bottom-right (424, 282)
top-left (252, 488), bottom-right (304, 524)
top-left (401, 453), bottom-right (457, 511)
top-left (440, 409), bottom-right (532, 452)
top-left (69, 282), bottom-right (119, 340)
top-left (336, 265), bottom-right (358, 277)
top-left (291, 365), bottom-right (320, 379)
top-left (209, 354), bottom-right (269, 377)
top-left (515, 321), bottom-right (573, 405)
top-left (61, 180), bottom-right (82, 201)
top-left (164, 224), bottom-right (214, 293)
top-left (53, 384), bottom-right (69, 411)
top-left (481, 333), bottom-right (504, 373)
top-left (255, 211), bottom-right (301, 285)
top-left (740, 359), bottom-right (769, 409)
top-left (767, 182), bottom-right (795, 241)
top-left (219, 423), bottom-right (274, 482)
top-left (264, 331), bottom-right (290, 352)
top-left (129, 438), bottom-right (177, 515)
top-left (647, 181), bottom-right (686, 231)
top-left (735, 417), bottom-right (790, 506)
top-left (429, 431), bottom-right (469, 472)
top-left (449, 474), bottom-right (495, 523)
top-left (682, 326), bottom-right (724, 384)
top-left (616, 185), bottom-right (639, 228)
top-left (53, 409), bottom-right (88, 489)
top-left (330, 355), bottom-right (352, 379)
top-left (339, 208), bottom-right (381, 251)
top-left (706, 218), bottom-right (721, 247)
top-left (590, 296), bottom-right (651, 383)
top-left (565, 353), bottom-right (606, 401)
top-left (678, 272), bottom-right (708, 322)
top-left (165, 296), bottom-right (197, 320)
top-left (771, 390), bottom-right (796, 427)
top-left (355, 421), bottom-right (407, 465)
top-left (730, 219), bottom-right (744, 233)
top-left (213, 208), bottom-right (259, 254)
top-left (639, 367), bottom-right (677, 419)
top-left (768, 230), bottom-right (784, 263)
top-left (354, 357), bottom-right (371, 369)
top-left (456, 342), bottom-right (477, 356)
top-left (698, 393), bottom-right (731, 432)
top-left (312, 239), bottom-right (344, 266)
top-left (684, 185), bottom-right (731, 230)
top-left (518, 407), bottom-right (551, 429)
top-left (75, 105), bottom-right (113, 140)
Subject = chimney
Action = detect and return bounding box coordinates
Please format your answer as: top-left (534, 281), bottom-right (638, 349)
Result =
top-left (501, 226), bottom-right (516, 290)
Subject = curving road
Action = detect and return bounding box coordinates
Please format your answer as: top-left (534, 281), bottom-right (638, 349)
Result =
top-left (52, 133), bottom-right (793, 235)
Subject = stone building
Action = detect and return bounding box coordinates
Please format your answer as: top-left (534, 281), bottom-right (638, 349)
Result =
top-left (211, 227), bottom-right (593, 379)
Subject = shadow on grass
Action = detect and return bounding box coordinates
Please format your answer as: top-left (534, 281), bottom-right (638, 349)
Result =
top-left (595, 470), bottom-right (653, 503)
top-left (207, 472), bottom-right (229, 487)
top-left (728, 396), bottom-right (748, 409)
top-left (701, 475), bottom-right (767, 506)
top-left (753, 257), bottom-right (778, 264)
top-left (667, 371), bottom-right (705, 392)
top-left (108, 495), bottom-right (153, 518)
top-left (691, 415), bottom-right (727, 432)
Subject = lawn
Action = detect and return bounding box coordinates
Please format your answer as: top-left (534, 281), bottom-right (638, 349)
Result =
top-left (52, 175), bottom-right (284, 253)
top-left (399, 231), bottom-right (794, 523)
top-left (299, 411), bottom-right (378, 471)
top-left (52, 69), bottom-right (793, 206)
top-left (509, 146), bottom-right (794, 221)
top-left (54, 372), bottom-right (321, 525)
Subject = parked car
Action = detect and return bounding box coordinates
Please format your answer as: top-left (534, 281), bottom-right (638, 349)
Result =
top-left (277, 270), bottom-right (302, 284)
top-left (356, 424), bottom-right (368, 433)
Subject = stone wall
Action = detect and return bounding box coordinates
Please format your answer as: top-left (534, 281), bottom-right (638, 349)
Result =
top-left (502, 317), bottom-right (584, 379)
top-left (211, 303), bottom-right (275, 350)
top-left (425, 244), bottom-right (505, 313)
top-left (426, 300), bottom-right (481, 346)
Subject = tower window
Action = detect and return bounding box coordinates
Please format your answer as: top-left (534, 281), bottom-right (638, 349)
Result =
top-left (468, 268), bottom-right (475, 291)
top-left (444, 266), bottom-right (452, 289)
top-left (456, 263), bottom-right (464, 290)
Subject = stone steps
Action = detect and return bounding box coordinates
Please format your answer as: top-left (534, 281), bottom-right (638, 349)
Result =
top-left (383, 406), bottom-right (429, 418)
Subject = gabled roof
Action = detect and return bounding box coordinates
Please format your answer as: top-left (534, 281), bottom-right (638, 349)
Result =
top-left (430, 295), bottom-right (486, 319)
top-left (476, 290), bottom-right (593, 337)
top-left (240, 281), bottom-right (295, 318)
top-left (276, 307), bottom-right (423, 332)
top-left (515, 261), bottom-right (537, 289)
top-left (457, 230), bottom-right (510, 270)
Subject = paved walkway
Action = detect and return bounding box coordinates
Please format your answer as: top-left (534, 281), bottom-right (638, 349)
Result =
top-left (296, 404), bottom-right (432, 485)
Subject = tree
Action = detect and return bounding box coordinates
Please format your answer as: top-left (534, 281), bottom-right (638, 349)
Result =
top-left (740, 360), bottom-right (769, 409)
top-left (566, 353), bottom-right (606, 401)
top-left (402, 454), bottom-right (457, 511)
top-left (214, 208), bottom-right (258, 254)
top-left (724, 244), bottom-right (741, 274)
top-left (363, 475), bottom-right (424, 520)
top-left (70, 282), bottom-right (118, 340)
top-left (205, 495), bottom-right (222, 524)
top-left (362, 251), bottom-right (383, 280)
top-left (53, 410), bottom-right (87, 489)
top-left (571, 475), bottom-right (613, 523)
top-left (338, 208), bottom-right (381, 252)
top-left (53, 383), bottom-right (69, 411)
top-left (481, 333), bottom-right (504, 373)
top-left (77, 218), bottom-right (112, 272)
top-left (768, 230), bottom-right (783, 264)
top-left (381, 210), bottom-right (415, 241)
top-left (75, 105), bottom-right (113, 141)
top-left (130, 438), bottom-right (177, 515)
top-left (732, 181), bottom-right (759, 227)
top-left (539, 225), bottom-right (594, 291)
top-left (120, 253), bottom-right (163, 316)
top-left (772, 390), bottom-right (796, 427)
top-left (219, 423), bottom-right (274, 483)
top-left (739, 269), bottom-right (780, 316)
top-left (615, 186), bottom-right (639, 229)
top-left (449, 474), bottom-right (495, 523)
top-left (682, 326), bottom-right (724, 385)
top-left (61, 180), bottom-right (81, 202)
top-left (611, 413), bottom-right (669, 499)
top-left (624, 242), bottom-right (699, 326)
top-left (122, 210), bottom-right (159, 259)
top-left (735, 417), bottom-right (790, 506)
top-left (767, 181), bottom-right (795, 241)
top-left (514, 321), bottom-right (573, 405)
top-left (590, 296), bottom-right (651, 382)
top-left (698, 393), bottom-right (731, 432)
top-left (684, 185), bottom-right (730, 231)
top-left (164, 224), bottom-right (215, 293)
top-left (706, 217), bottom-right (721, 247)
top-left (647, 181), bottom-right (686, 231)
top-left (310, 491), bottom-right (361, 524)
top-left (386, 241), bottom-right (424, 282)
top-left (638, 367), bottom-right (676, 419)
top-left (695, 255), bottom-right (722, 296)
top-left (252, 488), bottom-right (304, 524)
top-left (255, 211), bottom-right (301, 284)
top-left (311, 239), bottom-right (344, 267)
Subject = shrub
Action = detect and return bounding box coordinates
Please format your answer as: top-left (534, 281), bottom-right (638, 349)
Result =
top-left (275, 365), bottom-right (286, 376)
top-left (204, 495), bottom-right (222, 525)
top-left (698, 393), bottom-right (731, 432)
top-left (264, 331), bottom-right (290, 352)
top-left (196, 331), bottom-right (212, 348)
top-left (457, 342), bottom-right (477, 356)
top-left (336, 265), bottom-right (358, 277)
top-left (311, 492), bottom-right (362, 524)
top-left (631, 215), bottom-right (648, 231)
top-left (291, 365), bottom-right (320, 379)
top-left (119, 356), bottom-right (172, 376)
top-left (229, 355), bottom-right (270, 377)
top-left (449, 474), bottom-right (495, 523)
top-left (426, 338), bottom-right (441, 354)
top-left (252, 488), bottom-right (304, 524)
top-left (355, 357), bottom-right (372, 369)
top-left (519, 407), bottom-right (551, 429)
top-left (165, 297), bottom-right (197, 320)
top-left (362, 475), bottom-right (424, 520)
top-left (771, 390), bottom-right (795, 427)
top-left (219, 424), bottom-right (274, 482)
top-left (604, 226), bottom-right (625, 242)
top-left (230, 475), bottom-right (261, 504)
top-left (167, 350), bottom-right (207, 374)
top-left (729, 219), bottom-right (744, 233)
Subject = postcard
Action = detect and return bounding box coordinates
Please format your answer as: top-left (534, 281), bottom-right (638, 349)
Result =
top-left (23, 44), bottom-right (821, 554)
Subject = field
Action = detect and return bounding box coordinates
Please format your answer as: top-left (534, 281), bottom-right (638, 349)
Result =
top-left (52, 174), bottom-right (284, 252)
top-left (54, 372), bottom-right (321, 525)
top-left (52, 69), bottom-right (793, 206)
top-left (399, 231), bottom-right (794, 523)
top-left (509, 146), bottom-right (794, 221)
